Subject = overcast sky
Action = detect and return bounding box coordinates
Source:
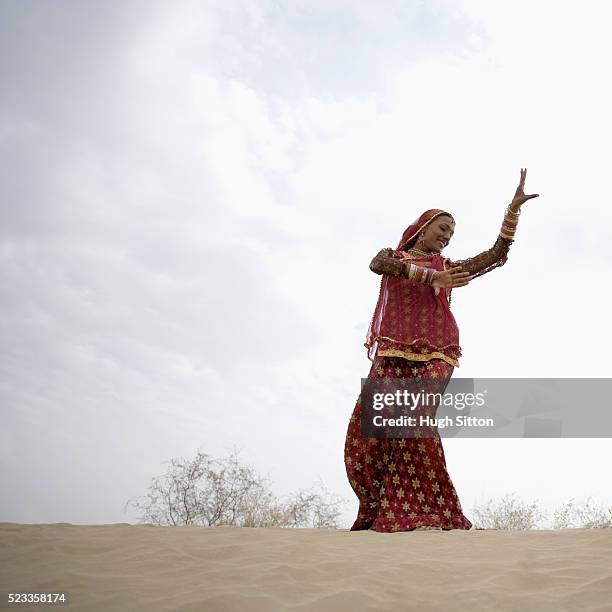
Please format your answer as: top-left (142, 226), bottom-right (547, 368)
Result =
top-left (2, 0), bottom-right (611, 527)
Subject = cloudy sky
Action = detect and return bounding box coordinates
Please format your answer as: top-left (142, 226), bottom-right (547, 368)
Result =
top-left (2, 0), bottom-right (611, 527)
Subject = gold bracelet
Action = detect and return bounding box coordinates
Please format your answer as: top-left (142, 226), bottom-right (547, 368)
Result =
top-left (506, 205), bottom-right (521, 218)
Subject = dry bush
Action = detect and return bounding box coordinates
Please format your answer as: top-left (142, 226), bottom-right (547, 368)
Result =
top-left (471, 493), bottom-right (545, 530)
top-left (552, 497), bottom-right (612, 529)
top-left (125, 448), bottom-right (346, 528)
top-left (472, 494), bottom-right (612, 530)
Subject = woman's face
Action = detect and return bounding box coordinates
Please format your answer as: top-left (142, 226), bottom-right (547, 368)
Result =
top-left (420, 215), bottom-right (455, 253)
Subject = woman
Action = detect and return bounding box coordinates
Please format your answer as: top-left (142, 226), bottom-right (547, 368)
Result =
top-left (344, 168), bottom-right (539, 532)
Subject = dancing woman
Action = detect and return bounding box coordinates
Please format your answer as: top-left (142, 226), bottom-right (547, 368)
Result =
top-left (344, 168), bottom-right (539, 532)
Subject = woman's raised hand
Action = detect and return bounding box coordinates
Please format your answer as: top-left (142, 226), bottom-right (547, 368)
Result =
top-left (510, 168), bottom-right (539, 211)
top-left (432, 266), bottom-right (471, 294)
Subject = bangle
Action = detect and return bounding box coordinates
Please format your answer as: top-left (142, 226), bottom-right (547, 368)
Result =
top-left (506, 205), bottom-right (521, 218)
top-left (501, 205), bottom-right (520, 240)
top-left (406, 263), bottom-right (436, 286)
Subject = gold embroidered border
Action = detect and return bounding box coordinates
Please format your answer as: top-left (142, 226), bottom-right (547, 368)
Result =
top-left (398, 251), bottom-right (434, 262)
top-left (376, 335), bottom-right (461, 354)
top-left (377, 348), bottom-right (460, 368)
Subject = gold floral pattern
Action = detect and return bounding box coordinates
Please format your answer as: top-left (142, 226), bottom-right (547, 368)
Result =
top-left (344, 357), bottom-right (472, 532)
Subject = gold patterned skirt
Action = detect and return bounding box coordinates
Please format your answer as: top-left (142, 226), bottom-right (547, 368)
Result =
top-left (344, 356), bottom-right (472, 532)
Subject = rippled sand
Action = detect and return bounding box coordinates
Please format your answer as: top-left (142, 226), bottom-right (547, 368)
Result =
top-left (1, 523), bottom-right (611, 611)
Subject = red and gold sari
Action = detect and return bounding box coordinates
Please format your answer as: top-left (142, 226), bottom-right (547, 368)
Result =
top-left (345, 209), bottom-right (512, 532)
top-left (345, 356), bottom-right (471, 531)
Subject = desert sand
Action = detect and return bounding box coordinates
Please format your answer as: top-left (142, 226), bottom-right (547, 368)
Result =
top-left (1, 523), bottom-right (611, 611)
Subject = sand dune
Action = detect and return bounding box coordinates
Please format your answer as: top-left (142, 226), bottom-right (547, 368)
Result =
top-left (1, 523), bottom-right (611, 611)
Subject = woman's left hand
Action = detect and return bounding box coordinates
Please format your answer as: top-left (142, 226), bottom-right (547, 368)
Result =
top-left (432, 267), bottom-right (472, 295)
top-left (510, 167), bottom-right (539, 211)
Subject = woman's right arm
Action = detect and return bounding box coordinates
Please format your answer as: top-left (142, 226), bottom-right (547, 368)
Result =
top-left (370, 248), bottom-right (436, 283)
top-left (370, 248), bottom-right (471, 291)
top-left (369, 248), bottom-right (406, 277)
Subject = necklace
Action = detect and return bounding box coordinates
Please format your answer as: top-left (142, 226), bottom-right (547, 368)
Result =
top-left (405, 247), bottom-right (434, 258)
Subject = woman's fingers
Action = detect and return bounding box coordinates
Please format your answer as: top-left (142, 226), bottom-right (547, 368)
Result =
top-left (449, 269), bottom-right (470, 278)
top-left (452, 273), bottom-right (472, 287)
top-left (433, 267), bottom-right (473, 289)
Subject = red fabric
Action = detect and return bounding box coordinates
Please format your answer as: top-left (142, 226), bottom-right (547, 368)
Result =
top-left (344, 356), bottom-right (472, 532)
top-left (365, 209), bottom-right (461, 363)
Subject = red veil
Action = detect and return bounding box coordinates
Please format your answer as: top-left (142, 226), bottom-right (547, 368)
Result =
top-left (364, 209), bottom-right (462, 367)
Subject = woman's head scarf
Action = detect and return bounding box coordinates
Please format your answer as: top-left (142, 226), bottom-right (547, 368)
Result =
top-left (395, 209), bottom-right (454, 251)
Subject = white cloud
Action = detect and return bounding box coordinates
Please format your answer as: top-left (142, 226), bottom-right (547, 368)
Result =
top-left (1, 0), bottom-right (610, 526)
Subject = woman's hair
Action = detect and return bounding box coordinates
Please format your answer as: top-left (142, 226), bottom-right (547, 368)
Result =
top-left (402, 235), bottom-right (419, 251)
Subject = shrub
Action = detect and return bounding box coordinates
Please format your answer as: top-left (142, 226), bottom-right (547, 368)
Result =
top-left (125, 448), bottom-right (346, 528)
top-left (471, 493), bottom-right (545, 530)
top-left (552, 497), bottom-right (612, 529)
